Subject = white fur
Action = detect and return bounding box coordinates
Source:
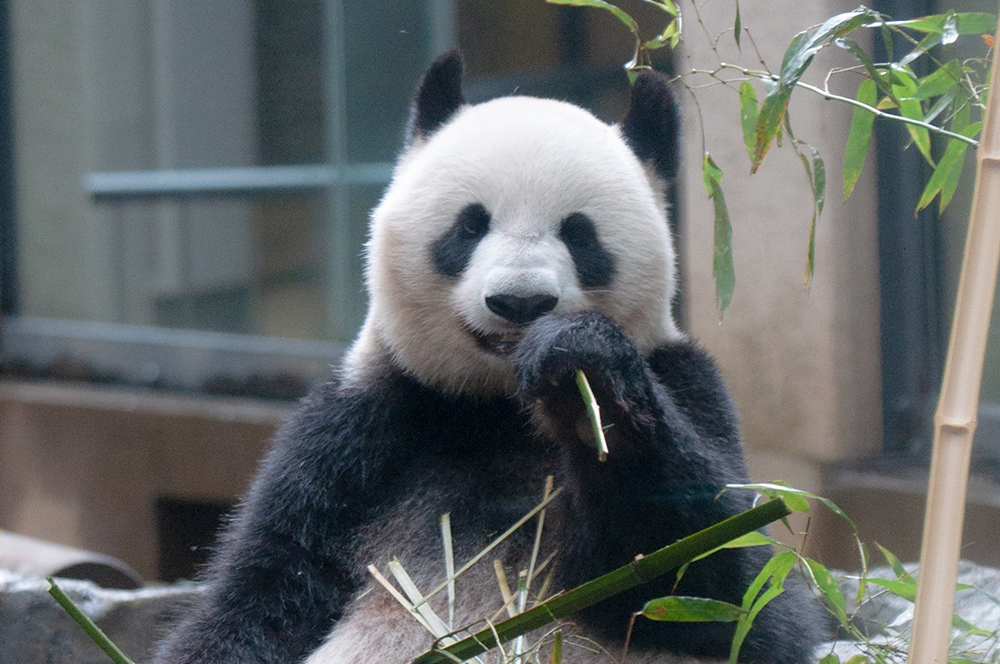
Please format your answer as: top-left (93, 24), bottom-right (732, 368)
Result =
top-left (344, 96), bottom-right (682, 396)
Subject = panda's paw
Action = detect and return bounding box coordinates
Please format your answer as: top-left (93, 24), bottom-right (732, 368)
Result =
top-left (513, 312), bottom-right (649, 405)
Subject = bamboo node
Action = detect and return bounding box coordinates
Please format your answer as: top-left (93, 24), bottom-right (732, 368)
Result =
top-left (934, 421), bottom-right (977, 435)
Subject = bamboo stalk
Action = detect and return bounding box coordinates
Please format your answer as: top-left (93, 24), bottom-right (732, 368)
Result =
top-left (412, 498), bottom-right (790, 664)
top-left (907, 17), bottom-right (1000, 664)
top-left (47, 578), bottom-right (137, 664)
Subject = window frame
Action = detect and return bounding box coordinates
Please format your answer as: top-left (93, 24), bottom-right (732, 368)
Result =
top-left (0, 0), bottom-right (16, 317)
top-left (0, 0), bottom-right (634, 398)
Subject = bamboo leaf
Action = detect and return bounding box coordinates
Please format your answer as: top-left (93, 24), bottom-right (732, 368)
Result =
top-left (819, 656), bottom-right (839, 664)
top-left (804, 558), bottom-right (848, 625)
top-left (886, 12), bottom-right (996, 35)
top-left (645, 18), bottom-right (681, 50)
top-left (900, 30), bottom-right (943, 66)
top-left (741, 551), bottom-right (797, 611)
top-left (891, 69), bottom-right (934, 165)
top-left (791, 141), bottom-right (825, 285)
top-left (726, 482), bottom-right (856, 528)
top-left (703, 154), bottom-right (735, 312)
top-left (545, 0), bottom-right (639, 34)
top-left (880, 21), bottom-right (893, 61)
top-left (779, 10), bottom-right (873, 85)
top-left (939, 94), bottom-right (975, 212)
top-left (855, 538), bottom-right (870, 604)
top-left (731, 552), bottom-right (796, 664)
top-left (811, 147), bottom-right (826, 216)
top-left (751, 90), bottom-right (791, 171)
top-left (833, 38), bottom-right (883, 93)
top-left (952, 613), bottom-right (993, 637)
top-left (923, 87), bottom-right (959, 126)
top-left (731, 584), bottom-right (785, 664)
top-left (641, 596), bottom-right (745, 622)
top-left (911, 60), bottom-right (963, 100)
top-left (941, 11), bottom-right (960, 45)
top-left (674, 531), bottom-right (784, 589)
top-left (805, 210), bottom-right (817, 286)
top-left (750, 9), bottom-right (874, 172)
top-left (868, 577), bottom-right (917, 602)
top-left (734, 1), bottom-right (742, 50)
top-left (916, 122), bottom-right (980, 212)
top-left (738, 82), bottom-right (758, 162)
top-left (876, 542), bottom-right (913, 581)
top-left (844, 79), bottom-right (877, 199)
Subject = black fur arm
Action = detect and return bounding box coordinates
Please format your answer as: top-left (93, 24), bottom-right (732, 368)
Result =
top-left (151, 376), bottom-right (422, 664)
top-left (514, 312), bottom-right (751, 547)
top-left (514, 312), bottom-right (823, 663)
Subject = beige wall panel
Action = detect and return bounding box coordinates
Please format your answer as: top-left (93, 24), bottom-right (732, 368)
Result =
top-left (679, 0), bottom-right (883, 477)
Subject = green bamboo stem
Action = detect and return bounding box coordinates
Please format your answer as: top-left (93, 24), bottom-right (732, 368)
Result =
top-left (575, 370), bottom-right (609, 461)
top-left (46, 577), bottom-right (137, 664)
top-left (412, 498), bottom-right (790, 664)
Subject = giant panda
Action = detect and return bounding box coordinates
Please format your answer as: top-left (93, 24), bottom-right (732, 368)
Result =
top-left (152, 52), bottom-right (825, 664)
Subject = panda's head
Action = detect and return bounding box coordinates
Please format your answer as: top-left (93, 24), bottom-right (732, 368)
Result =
top-left (348, 52), bottom-right (683, 396)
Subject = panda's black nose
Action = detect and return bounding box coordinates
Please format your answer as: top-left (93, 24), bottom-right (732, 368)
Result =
top-left (485, 293), bottom-right (558, 325)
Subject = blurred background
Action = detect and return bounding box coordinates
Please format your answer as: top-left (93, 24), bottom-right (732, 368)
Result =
top-left (1, 0), bottom-right (999, 585)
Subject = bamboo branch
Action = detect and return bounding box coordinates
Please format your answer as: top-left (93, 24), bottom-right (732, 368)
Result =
top-left (47, 578), bottom-right (137, 664)
top-left (907, 10), bottom-right (1000, 664)
top-left (682, 64), bottom-right (982, 147)
top-left (412, 499), bottom-right (790, 664)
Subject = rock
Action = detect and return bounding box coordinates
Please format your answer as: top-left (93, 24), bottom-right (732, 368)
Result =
top-left (0, 570), bottom-right (199, 664)
top-left (821, 561), bottom-right (1000, 660)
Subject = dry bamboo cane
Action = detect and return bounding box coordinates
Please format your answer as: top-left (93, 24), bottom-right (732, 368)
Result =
top-left (907, 15), bottom-right (1000, 664)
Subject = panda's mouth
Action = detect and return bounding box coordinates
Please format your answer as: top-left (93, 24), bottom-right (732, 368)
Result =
top-left (468, 328), bottom-right (524, 357)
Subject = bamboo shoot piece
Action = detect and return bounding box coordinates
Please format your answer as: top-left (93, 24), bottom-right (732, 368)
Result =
top-left (908, 15), bottom-right (1000, 664)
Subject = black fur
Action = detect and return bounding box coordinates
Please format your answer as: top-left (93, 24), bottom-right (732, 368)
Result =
top-left (408, 50), bottom-right (465, 142)
top-left (559, 212), bottom-right (616, 289)
top-left (153, 313), bottom-right (825, 664)
top-left (431, 202), bottom-right (491, 278)
top-left (622, 71), bottom-right (679, 182)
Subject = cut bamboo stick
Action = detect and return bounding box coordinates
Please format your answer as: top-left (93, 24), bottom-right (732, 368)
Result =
top-left (907, 15), bottom-right (1000, 664)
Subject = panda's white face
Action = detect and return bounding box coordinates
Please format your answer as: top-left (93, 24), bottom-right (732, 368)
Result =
top-left (347, 92), bottom-right (681, 396)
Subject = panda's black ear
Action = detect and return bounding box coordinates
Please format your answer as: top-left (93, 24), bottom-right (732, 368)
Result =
top-left (622, 71), bottom-right (679, 182)
top-left (408, 51), bottom-right (465, 143)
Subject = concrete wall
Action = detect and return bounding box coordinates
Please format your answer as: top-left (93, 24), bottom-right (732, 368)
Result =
top-left (0, 381), bottom-right (288, 579)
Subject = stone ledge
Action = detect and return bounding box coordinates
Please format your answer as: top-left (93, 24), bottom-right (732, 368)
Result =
top-left (0, 571), bottom-right (198, 664)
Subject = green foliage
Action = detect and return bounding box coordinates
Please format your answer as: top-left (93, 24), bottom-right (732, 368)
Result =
top-left (414, 499), bottom-right (790, 663)
top-left (670, 484), bottom-right (1000, 664)
top-left (702, 153), bottom-right (735, 311)
top-left (640, 596), bottom-right (745, 622)
top-left (545, 0), bottom-right (679, 79)
top-left (544, 0), bottom-right (995, 313)
top-left (844, 79), bottom-right (878, 199)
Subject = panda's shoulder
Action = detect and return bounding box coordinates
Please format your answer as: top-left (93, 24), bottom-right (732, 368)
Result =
top-left (646, 341), bottom-right (741, 442)
top-left (270, 367), bottom-right (423, 450)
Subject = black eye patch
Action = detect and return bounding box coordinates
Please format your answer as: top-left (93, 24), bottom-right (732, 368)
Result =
top-left (432, 203), bottom-right (491, 278)
top-left (559, 213), bottom-right (615, 290)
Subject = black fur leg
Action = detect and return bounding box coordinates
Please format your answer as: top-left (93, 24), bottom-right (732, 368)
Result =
top-left (515, 315), bottom-right (826, 663)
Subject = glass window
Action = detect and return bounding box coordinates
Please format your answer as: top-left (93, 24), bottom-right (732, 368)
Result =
top-left (876, 0), bottom-right (1000, 461)
top-left (2, 0), bottom-right (647, 395)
